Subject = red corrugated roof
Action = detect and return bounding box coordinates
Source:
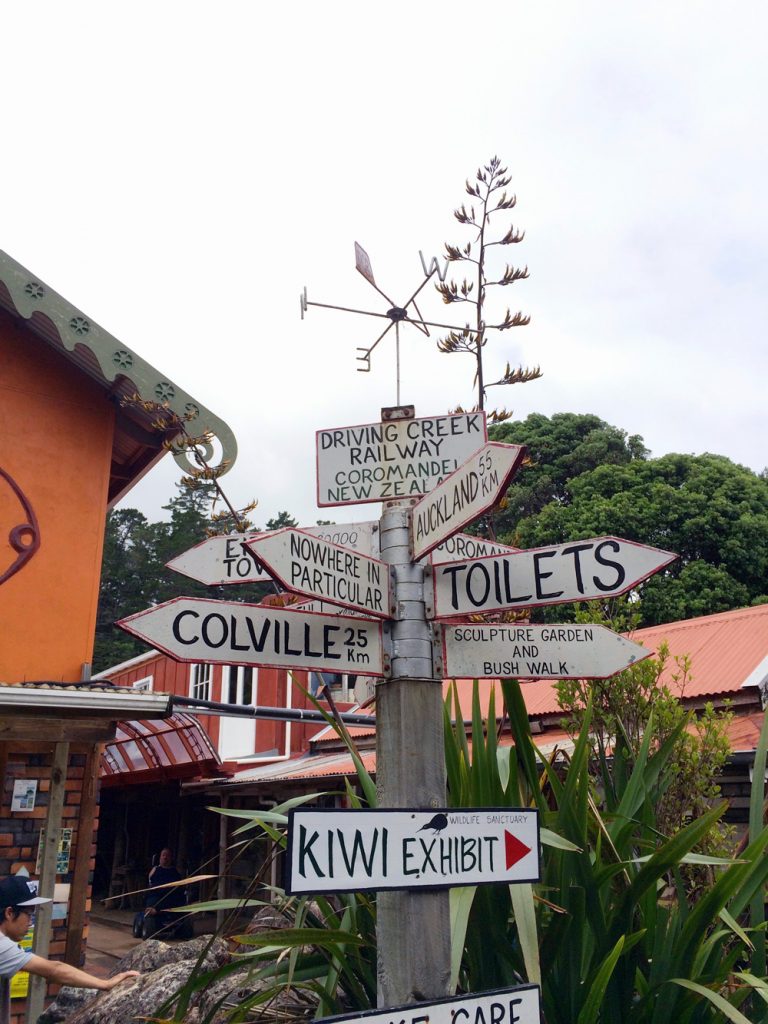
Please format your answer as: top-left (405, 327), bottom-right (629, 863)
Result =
top-left (629, 604), bottom-right (768, 700)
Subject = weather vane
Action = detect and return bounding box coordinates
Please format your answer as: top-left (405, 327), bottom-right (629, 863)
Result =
top-left (300, 243), bottom-right (483, 406)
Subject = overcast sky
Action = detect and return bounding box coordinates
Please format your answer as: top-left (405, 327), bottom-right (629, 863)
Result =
top-left (4, 1), bottom-right (766, 531)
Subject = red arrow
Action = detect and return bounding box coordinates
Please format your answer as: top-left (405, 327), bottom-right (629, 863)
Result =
top-left (505, 830), bottom-right (532, 869)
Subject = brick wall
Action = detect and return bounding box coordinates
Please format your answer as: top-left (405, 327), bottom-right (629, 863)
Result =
top-left (1, 742), bottom-right (99, 1023)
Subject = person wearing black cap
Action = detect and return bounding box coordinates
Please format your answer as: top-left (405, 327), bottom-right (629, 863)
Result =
top-left (0, 876), bottom-right (138, 1024)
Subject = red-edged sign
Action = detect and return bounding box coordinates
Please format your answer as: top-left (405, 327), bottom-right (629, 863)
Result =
top-left (245, 528), bottom-right (391, 619)
top-left (431, 536), bottom-right (677, 619)
top-left (118, 597), bottom-right (385, 676)
top-left (439, 622), bottom-right (653, 680)
top-left (316, 412), bottom-right (487, 507)
top-left (285, 807), bottom-right (539, 895)
top-left (411, 442), bottom-right (527, 560)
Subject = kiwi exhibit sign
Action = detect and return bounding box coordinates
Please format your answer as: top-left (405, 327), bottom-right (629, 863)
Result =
top-left (285, 807), bottom-right (540, 894)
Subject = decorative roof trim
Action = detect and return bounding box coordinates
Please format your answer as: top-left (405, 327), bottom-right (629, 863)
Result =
top-left (0, 250), bottom-right (237, 477)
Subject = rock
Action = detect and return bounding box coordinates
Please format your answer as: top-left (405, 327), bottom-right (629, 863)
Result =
top-left (39, 936), bottom-right (232, 1024)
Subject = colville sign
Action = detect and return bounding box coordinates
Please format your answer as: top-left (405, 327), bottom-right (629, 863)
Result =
top-left (118, 597), bottom-right (385, 675)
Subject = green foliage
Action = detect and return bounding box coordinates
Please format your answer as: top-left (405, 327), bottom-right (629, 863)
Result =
top-left (490, 429), bottom-right (768, 624)
top-left (435, 156), bottom-right (541, 419)
top-left (447, 681), bottom-right (768, 1024)
top-left (93, 482), bottom-right (291, 672)
top-left (489, 412), bottom-right (648, 533)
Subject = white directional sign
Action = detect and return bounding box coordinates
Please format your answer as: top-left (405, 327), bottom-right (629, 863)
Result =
top-left (285, 807), bottom-right (539, 894)
top-left (432, 536), bottom-right (677, 619)
top-left (245, 528), bottom-right (391, 619)
top-left (430, 532), bottom-right (519, 565)
top-left (318, 986), bottom-right (541, 1024)
top-left (316, 412), bottom-right (487, 506)
top-left (411, 442), bottom-right (526, 561)
top-left (441, 623), bottom-right (653, 680)
top-left (118, 597), bottom-right (384, 676)
top-left (166, 522), bottom-right (379, 586)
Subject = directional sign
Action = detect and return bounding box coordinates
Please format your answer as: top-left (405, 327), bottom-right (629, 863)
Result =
top-left (285, 807), bottom-right (539, 894)
top-left (318, 986), bottom-right (541, 1024)
top-left (166, 522), bottom-right (379, 586)
top-left (429, 532), bottom-right (519, 565)
top-left (316, 412), bottom-right (487, 507)
top-left (432, 536), bottom-right (677, 619)
top-left (411, 442), bottom-right (526, 561)
top-left (441, 623), bottom-right (653, 680)
top-left (118, 597), bottom-right (385, 676)
top-left (245, 528), bottom-right (391, 619)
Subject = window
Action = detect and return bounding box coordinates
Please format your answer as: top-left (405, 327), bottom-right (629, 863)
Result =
top-left (132, 676), bottom-right (153, 693)
top-left (223, 666), bottom-right (256, 705)
top-left (190, 664), bottom-right (212, 701)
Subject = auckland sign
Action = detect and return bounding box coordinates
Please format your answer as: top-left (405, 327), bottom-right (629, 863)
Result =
top-left (285, 807), bottom-right (539, 894)
top-left (411, 442), bottom-right (526, 560)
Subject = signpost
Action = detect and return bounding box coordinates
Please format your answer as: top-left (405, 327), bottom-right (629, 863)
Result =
top-left (432, 536), bottom-right (677, 619)
top-left (118, 597), bottom-right (385, 676)
top-left (316, 412), bottom-right (487, 506)
top-left (285, 807), bottom-right (539, 894)
top-left (411, 442), bottom-right (526, 560)
top-left (246, 527), bottom-right (392, 619)
top-left (440, 623), bottom-right (652, 680)
top-left (316, 986), bottom-right (541, 1024)
top-left (166, 521), bottom-right (379, 586)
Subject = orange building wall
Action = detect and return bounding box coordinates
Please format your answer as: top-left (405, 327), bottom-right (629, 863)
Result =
top-left (0, 309), bottom-right (114, 682)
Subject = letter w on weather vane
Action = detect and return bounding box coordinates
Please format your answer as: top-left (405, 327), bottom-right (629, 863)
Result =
top-left (299, 243), bottom-right (478, 406)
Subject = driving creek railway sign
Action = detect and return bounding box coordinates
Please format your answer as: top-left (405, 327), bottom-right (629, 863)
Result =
top-left (316, 411), bottom-right (487, 506)
top-left (285, 807), bottom-right (540, 894)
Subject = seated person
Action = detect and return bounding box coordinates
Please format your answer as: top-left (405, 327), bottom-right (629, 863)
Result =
top-left (144, 848), bottom-right (184, 919)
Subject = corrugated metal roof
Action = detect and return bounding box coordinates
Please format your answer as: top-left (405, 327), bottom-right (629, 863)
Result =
top-left (101, 711), bottom-right (222, 785)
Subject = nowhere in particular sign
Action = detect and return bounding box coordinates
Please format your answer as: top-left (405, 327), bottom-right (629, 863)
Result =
top-left (316, 412), bottom-right (487, 506)
top-left (285, 807), bottom-right (539, 894)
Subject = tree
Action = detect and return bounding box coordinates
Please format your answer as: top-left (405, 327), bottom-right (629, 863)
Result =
top-left (435, 156), bottom-right (542, 420)
top-left (507, 450), bottom-right (768, 625)
top-left (489, 412), bottom-right (648, 533)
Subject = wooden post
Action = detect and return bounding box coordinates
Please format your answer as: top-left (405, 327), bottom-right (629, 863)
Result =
top-left (64, 743), bottom-right (101, 965)
top-left (375, 408), bottom-right (451, 1008)
top-left (26, 741), bottom-right (69, 1024)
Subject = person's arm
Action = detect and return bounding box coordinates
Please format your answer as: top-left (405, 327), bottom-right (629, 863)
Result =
top-left (24, 955), bottom-right (138, 990)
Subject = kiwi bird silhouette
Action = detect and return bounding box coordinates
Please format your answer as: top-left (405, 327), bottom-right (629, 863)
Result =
top-left (418, 813), bottom-right (448, 834)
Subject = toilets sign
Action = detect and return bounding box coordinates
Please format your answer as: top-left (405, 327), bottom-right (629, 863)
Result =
top-left (285, 807), bottom-right (539, 894)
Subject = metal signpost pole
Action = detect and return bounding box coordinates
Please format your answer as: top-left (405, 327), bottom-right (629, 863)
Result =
top-left (375, 410), bottom-right (451, 1007)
